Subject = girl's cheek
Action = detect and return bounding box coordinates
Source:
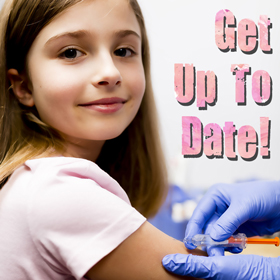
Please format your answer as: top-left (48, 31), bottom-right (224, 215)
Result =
top-left (34, 68), bottom-right (85, 100)
top-left (133, 69), bottom-right (146, 97)
top-left (124, 63), bottom-right (145, 89)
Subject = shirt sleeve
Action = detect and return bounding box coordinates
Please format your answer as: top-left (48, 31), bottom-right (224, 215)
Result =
top-left (26, 160), bottom-right (146, 280)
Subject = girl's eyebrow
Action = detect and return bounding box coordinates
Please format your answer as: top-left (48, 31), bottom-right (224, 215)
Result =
top-left (45, 29), bottom-right (141, 47)
top-left (112, 29), bottom-right (141, 40)
top-left (45, 30), bottom-right (90, 47)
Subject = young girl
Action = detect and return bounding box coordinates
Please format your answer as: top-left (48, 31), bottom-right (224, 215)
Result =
top-left (0, 0), bottom-right (205, 279)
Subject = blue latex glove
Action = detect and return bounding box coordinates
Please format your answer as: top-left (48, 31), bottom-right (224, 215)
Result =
top-left (162, 254), bottom-right (280, 280)
top-left (185, 180), bottom-right (280, 251)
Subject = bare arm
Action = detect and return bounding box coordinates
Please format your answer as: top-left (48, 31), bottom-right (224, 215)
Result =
top-left (85, 221), bottom-right (206, 280)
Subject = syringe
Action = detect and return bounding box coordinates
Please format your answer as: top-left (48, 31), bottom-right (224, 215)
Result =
top-left (184, 233), bottom-right (280, 249)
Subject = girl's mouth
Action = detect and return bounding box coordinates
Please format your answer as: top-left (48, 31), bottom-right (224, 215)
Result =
top-left (79, 97), bottom-right (126, 113)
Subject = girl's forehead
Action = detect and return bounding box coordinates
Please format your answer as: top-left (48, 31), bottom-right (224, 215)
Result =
top-left (52, 0), bottom-right (136, 29)
top-left (33, 0), bottom-right (140, 44)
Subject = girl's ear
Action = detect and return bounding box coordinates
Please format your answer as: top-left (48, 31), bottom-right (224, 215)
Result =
top-left (7, 69), bottom-right (34, 107)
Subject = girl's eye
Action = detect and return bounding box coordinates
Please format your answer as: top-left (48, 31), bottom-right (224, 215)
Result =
top-left (60, 48), bottom-right (83, 60)
top-left (114, 48), bottom-right (135, 57)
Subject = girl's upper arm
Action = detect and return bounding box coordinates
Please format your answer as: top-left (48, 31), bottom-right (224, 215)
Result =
top-left (85, 221), bottom-right (206, 280)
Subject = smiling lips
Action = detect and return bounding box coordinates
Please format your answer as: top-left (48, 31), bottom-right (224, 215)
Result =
top-left (79, 97), bottom-right (126, 113)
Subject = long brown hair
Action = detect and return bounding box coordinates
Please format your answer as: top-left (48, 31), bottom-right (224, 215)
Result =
top-left (0, 0), bottom-right (167, 217)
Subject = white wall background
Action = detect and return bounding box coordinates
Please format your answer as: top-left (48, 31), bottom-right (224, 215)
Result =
top-left (138, 0), bottom-right (280, 189)
top-left (1, 0), bottom-right (279, 190)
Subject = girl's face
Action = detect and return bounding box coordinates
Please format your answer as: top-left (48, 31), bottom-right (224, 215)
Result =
top-left (24, 0), bottom-right (145, 158)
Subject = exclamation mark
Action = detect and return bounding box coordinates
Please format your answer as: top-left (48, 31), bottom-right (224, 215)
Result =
top-left (260, 117), bottom-right (271, 158)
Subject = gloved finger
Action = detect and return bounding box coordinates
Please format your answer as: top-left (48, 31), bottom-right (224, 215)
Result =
top-left (206, 246), bottom-right (224, 256)
top-left (202, 214), bottom-right (225, 256)
top-left (185, 195), bottom-right (218, 247)
top-left (183, 213), bottom-right (218, 250)
top-left (183, 237), bottom-right (197, 250)
top-left (162, 254), bottom-right (212, 278)
top-left (185, 183), bottom-right (233, 242)
top-left (225, 247), bottom-right (243, 254)
top-left (163, 254), bottom-right (265, 280)
top-left (209, 203), bottom-right (250, 241)
top-left (203, 212), bottom-right (220, 233)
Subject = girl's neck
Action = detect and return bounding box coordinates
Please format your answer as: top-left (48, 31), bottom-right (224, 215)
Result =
top-left (62, 138), bottom-right (105, 162)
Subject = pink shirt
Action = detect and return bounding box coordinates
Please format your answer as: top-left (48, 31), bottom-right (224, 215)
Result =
top-left (0, 157), bottom-right (146, 279)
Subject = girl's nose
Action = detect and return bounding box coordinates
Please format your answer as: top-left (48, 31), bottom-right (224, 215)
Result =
top-left (91, 54), bottom-right (122, 89)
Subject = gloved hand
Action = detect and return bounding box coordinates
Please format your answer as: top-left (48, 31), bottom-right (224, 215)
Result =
top-left (162, 254), bottom-right (280, 280)
top-left (185, 180), bottom-right (280, 250)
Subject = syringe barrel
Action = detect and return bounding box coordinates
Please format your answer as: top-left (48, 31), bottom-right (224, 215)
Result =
top-left (184, 233), bottom-right (247, 249)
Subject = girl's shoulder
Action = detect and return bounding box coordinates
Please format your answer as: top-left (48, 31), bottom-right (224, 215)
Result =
top-left (25, 156), bottom-right (101, 176)
top-left (25, 156), bottom-right (99, 172)
top-left (20, 156), bottom-right (130, 204)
